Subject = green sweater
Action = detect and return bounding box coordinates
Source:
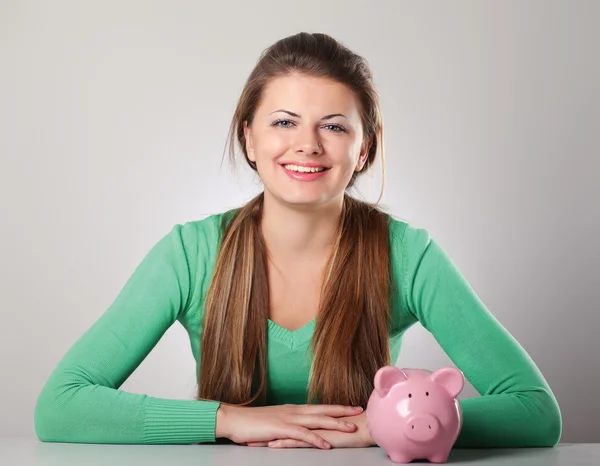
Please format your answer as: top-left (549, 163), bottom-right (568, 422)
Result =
top-left (34, 212), bottom-right (562, 446)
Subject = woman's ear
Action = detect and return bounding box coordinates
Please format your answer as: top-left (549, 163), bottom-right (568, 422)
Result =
top-left (243, 121), bottom-right (255, 161)
top-left (355, 135), bottom-right (372, 172)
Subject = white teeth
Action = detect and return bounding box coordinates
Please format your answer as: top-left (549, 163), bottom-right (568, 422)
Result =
top-left (283, 164), bottom-right (327, 173)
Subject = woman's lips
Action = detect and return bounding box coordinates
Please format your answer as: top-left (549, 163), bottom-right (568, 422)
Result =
top-left (280, 164), bottom-right (330, 181)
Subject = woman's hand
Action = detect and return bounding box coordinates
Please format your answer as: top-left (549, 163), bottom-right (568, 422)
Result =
top-left (216, 403), bottom-right (364, 449)
top-left (245, 411), bottom-right (375, 449)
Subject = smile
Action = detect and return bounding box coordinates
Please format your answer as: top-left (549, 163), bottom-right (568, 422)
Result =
top-left (280, 164), bottom-right (330, 181)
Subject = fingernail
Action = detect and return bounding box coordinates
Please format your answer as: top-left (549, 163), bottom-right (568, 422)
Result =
top-left (345, 422), bottom-right (356, 428)
top-left (268, 441), bottom-right (278, 446)
top-left (324, 441), bottom-right (331, 449)
top-left (354, 406), bottom-right (363, 411)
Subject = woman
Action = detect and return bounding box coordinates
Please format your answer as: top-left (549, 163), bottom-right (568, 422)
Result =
top-left (34, 32), bottom-right (562, 450)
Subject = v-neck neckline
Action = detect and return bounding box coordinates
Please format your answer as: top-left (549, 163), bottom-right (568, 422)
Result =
top-left (267, 317), bottom-right (316, 350)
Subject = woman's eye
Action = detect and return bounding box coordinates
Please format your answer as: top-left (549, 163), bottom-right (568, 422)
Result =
top-left (324, 124), bottom-right (346, 133)
top-left (271, 120), bottom-right (346, 133)
top-left (272, 119), bottom-right (295, 128)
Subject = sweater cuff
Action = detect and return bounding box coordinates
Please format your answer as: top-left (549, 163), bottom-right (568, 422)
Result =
top-left (143, 397), bottom-right (221, 444)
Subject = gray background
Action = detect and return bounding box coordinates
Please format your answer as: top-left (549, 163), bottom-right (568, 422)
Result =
top-left (1, 0), bottom-right (598, 443)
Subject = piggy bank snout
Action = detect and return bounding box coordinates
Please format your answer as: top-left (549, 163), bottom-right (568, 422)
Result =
top-left (404, 413), bottom-right (440, 443)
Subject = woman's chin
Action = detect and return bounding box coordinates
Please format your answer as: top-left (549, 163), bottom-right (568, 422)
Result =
top-left (275, 192), bottom-right (343, 211)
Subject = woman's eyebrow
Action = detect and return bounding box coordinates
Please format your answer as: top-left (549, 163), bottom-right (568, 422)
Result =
top-left (269, 109), bottom-right (348, 120)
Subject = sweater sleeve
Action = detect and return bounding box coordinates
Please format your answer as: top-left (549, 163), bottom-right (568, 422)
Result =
top-left (399, 224), bottom-right (562, 448)
top-left (34, 223), bottom-right (221, 444)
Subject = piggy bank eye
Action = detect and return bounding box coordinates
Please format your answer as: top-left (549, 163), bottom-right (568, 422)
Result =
top-left (408, 393), bottom-right (412, 398)
top-left (426, 392), bottom-right (429, 396)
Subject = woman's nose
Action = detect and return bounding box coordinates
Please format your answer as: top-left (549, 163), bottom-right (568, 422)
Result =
top-left (294, 135), bottom-right (323, 155)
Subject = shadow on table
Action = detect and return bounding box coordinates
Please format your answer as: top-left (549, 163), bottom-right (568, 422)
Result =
top-left (445, 444), bottom-right (572, 463)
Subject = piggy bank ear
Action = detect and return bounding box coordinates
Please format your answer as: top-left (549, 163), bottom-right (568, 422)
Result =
top-left (374, 366), bottom-right (408, 397)
top-left (430, 367), bottom-right (464, 399)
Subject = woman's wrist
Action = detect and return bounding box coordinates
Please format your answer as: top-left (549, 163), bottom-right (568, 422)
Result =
top-left (215, 403), bottom-right (233, 439)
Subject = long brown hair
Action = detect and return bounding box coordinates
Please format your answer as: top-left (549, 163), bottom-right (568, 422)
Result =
top-left (197, 32), bottom-right (395, 408)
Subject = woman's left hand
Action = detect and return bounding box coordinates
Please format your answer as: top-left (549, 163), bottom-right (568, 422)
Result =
top-left (245, 411), bottom-right (374, 449)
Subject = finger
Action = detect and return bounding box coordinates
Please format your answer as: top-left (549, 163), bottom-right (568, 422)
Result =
top-left (298, 404), bottom-right (363, 417)
top-left (269, 439), bottom-right (314, 448)
top-left (287, 427), bottom-right (331, 450)
top-left (294, 414), bottom-right (357, 432)
top-left (246, 442), bottom-right (269, 447)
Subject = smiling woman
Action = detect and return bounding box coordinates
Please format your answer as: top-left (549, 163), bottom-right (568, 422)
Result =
top-left (242, 72), bottom-right (373, 207)
top-left (34, 32), bottom-right (561, 451)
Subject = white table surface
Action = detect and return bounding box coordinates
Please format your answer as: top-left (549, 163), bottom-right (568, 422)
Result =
top-left (1, 437), bottom-right (598, 466)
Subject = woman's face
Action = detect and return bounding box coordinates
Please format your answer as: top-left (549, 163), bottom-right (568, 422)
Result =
top-left (244, 73), bottom-right (370, 210)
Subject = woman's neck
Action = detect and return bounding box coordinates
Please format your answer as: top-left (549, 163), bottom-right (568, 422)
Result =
top-left (260, 192), bottom-right (343, 262)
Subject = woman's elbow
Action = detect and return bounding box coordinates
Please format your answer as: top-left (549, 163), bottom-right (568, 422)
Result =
top-left (34, 387), bottom-right (72, 443)
top-left (540, 406), bottom-right (562, 447)
top-left (529, 390), bottom-right (563, 447)
top-left (34, 395), bottom-right (54, 442)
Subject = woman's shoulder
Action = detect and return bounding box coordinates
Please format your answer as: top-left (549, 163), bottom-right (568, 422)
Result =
top-left (178, 208), bottom-right (237, 245)
top-left (182, 210), bottom-right (230, 235)
top-left (387, 214), bottom-right (432, 255)
top-left (157, 210), bottom-right (238, 273)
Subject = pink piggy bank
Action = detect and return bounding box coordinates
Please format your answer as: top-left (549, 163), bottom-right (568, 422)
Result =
top-left (366, 366), bottom-right (464, 463)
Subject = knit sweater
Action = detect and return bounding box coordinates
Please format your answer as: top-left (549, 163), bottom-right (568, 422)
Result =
top-left (34, 211), bottom-right (562, 446)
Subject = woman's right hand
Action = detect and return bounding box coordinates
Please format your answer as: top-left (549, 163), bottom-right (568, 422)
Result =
top-left (215, 403), bottom-right (364, 449)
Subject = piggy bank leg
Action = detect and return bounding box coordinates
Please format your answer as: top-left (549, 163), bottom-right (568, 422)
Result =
top-left (388, 451), bottom-right (414, 463)
top-left (428, 452), bottom-right (450, 463)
